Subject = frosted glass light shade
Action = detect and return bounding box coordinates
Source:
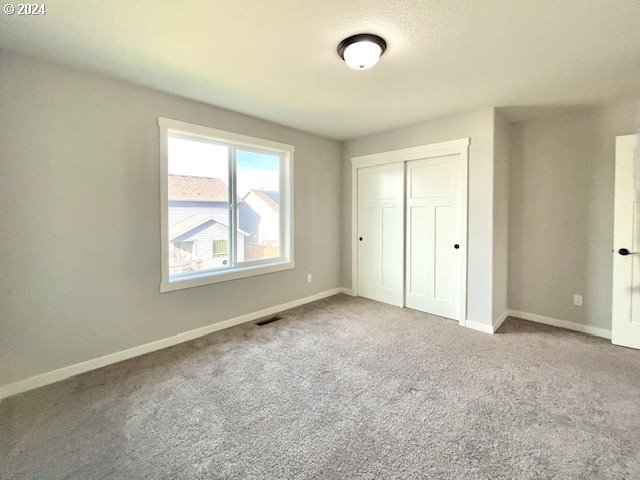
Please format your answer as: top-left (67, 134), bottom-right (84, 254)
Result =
top-left (343, 41), bottom-right (383, 70)
top-left (337, 34), bottom-right (387, 70)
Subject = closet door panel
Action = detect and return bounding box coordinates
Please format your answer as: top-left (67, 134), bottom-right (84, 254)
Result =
top-left (434, 205), bottom-right (454, 302)
top-left (357, 163), bottom-right (404, 306)
top-left (406, 155), bottom-right (461, 320)
top-left (408, 205), bottom-right (429, 298)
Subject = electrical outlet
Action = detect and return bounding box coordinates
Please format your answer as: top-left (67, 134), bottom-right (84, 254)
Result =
top-left (307, 274), bottom-right (312, 283)
top-left (573, 294), bottom-right (583, 307)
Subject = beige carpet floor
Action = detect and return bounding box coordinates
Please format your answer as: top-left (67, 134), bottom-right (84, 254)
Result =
top-left (1, 294), bottom-right (639, 479)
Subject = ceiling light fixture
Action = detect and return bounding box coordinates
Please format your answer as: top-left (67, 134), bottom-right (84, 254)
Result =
top-left (337, 33), bottom-right (387, 70)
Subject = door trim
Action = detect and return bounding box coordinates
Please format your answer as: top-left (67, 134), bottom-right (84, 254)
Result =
top-left (351, 137), bottom-right (470, 325)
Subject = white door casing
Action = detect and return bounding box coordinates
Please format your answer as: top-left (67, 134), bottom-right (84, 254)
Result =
top-left (356, 163), bottom-right (404, 306)
top-left (612, 134), bottom-right (640, 349)
top-left (351, 138), bottom-right (469, 324)
top-left (405, 154), bottom-right (465, 320)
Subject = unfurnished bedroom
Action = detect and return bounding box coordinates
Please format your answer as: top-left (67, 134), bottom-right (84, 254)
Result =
top-left (1, 1), bottom-right (639, 479)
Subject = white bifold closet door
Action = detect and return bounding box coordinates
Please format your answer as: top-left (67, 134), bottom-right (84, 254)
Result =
top-left (405, 155), bottom-right (463, 320)
top-left (357, 162), bottom-right (404, 307)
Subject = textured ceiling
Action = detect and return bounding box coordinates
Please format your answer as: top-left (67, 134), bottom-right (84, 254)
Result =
top-left (2, 0), bottom-right (640, 139)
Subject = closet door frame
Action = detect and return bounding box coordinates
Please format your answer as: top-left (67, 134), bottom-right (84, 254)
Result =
top-left (351, 137), bottom-right (469, 326)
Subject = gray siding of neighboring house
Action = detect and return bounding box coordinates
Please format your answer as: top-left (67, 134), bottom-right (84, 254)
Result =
top-left (238, 202), bottom-right (261, 245)
top-left (173, 221), bottom-right (244, 270)
top-left (169, 201), bottom-right (245, 270)
top-left (169, 200), bottom-right (230, 225)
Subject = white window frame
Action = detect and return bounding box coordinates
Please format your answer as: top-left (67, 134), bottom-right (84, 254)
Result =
top-left (159, 117), bottom-right (294, 292)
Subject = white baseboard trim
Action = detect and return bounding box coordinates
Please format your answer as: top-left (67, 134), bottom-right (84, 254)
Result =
top-left (341, 288), bottom-right (355, 296)
top-left (463, 311), bottom-right (507, 335)
top-left (0, 287), bottom-right (350, 400)
top-left (492, 311), bottom-right (508, 333)
top-left (507, 310), bottom-right (611, 340)
top-left (465, 319), bottom-right (494, 334)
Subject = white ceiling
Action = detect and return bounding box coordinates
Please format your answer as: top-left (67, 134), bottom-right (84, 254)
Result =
top-left (2, 0), bottom-right (640, 140)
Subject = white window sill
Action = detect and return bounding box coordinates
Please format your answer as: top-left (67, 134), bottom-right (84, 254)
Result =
top-left (160, 260), bottom-right (295, 292)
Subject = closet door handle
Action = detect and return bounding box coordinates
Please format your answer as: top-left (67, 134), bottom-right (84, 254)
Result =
top-left (359, 237), bottom-right (363, 241)
top-left (454, 244), bottom-right (460, 249)
top-left (619, 248), bottom-right (639, 256)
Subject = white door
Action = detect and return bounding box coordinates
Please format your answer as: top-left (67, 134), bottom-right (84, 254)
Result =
top-left (405, 154), bottom-right (466, 321)
top-left (357, 163), bottom-right (404, 306)
top-left (612, 134), bottom-right (640, 349)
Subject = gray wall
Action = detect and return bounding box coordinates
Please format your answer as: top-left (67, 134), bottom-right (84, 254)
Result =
top-left (342, 108), bottom-right (497, 327)
top-left (492, 111), bottom-right (510, 323)
top-left (508, 99), bottom-right (640, 329)
top-left (0, 52), bottom-right (343, 387)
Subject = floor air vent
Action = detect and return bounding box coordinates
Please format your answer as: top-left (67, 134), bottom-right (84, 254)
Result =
top-left (255, 315), bottom-right (283, 327)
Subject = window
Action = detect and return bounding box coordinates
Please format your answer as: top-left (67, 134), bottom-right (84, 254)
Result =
top-left (159, 117), bottom-right (294, 292)
top-left (212, 239), bottom-right (228, 258)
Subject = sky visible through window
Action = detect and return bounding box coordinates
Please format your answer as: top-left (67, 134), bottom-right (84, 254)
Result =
top-left (168, 136), bottom-right (279, 195)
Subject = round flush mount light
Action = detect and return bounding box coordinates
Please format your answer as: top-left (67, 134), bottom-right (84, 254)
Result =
top-left (337, 33), bottom-right (387, 70)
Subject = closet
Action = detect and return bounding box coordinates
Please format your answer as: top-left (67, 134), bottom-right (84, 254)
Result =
top-left (351, 138), bottom-right (468, 324)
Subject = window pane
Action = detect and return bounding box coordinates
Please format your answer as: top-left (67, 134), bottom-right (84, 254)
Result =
top-left (237, 149), bottom-right (281, 262)
top-left (212, 239), bottom-right (228, 257)
top-left (167, 136), bottom-right (230, 279)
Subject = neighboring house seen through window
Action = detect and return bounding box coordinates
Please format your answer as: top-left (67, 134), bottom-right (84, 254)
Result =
top-left (159, 117), bottom-right (294, 292)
